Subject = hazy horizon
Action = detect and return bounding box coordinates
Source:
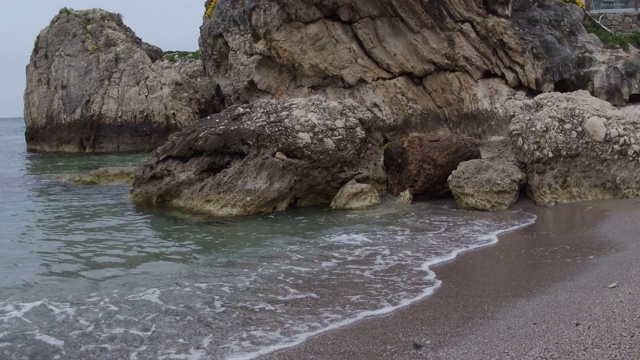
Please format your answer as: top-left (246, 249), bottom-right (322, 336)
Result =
top-left (0, 1), bottom-right (204, 118)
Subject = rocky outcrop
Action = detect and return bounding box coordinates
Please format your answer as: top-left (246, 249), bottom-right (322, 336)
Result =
top-left (199, 0), bottom-right (640, 139)
top-left (384, 136), bottom-right (480, 198)
top-left (329, 180), bottom-right (381, 210)
top-left (448, 159), bottom-right (526, 211)
top-left (24, 8), bottom-right (215, 152)
top-left (510, 90), bottom-right (640, 206)
top-left (131, 97), bottom-right (386, 216)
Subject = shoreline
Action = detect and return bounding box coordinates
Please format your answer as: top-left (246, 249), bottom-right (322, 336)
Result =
top-left (263, 198), bottom-right (640, 359)
top-left (235, 202), bottom-right (536, 360)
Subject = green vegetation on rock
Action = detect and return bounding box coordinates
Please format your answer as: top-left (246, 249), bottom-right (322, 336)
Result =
top-left (59, 7), bottom-right (73, 16)
top-left (163, 50), bottom-right (201, 63)
top-left (583, 22), bottom-right (640, 51)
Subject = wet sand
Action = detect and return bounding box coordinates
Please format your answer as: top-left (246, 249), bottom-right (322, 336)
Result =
top-left (264, 198), bottom-right (640, 359)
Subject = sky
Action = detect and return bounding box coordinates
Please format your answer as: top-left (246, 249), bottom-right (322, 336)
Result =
top-left (0, 1), bottom-right (204, 118)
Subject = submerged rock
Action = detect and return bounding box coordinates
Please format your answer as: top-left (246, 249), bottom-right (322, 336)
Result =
top-left (510, 91), bottom-right (640, 206)
top-left (62, 166), bottom-right (136, 185)
top-left (24, 8), bottom-right (214, 152)
top-left (330, 180), bottom-right (381, 210)
top-left (384, 136), bottom-right (480, 198)
top-left (131, 97), bottom-right (386, 216)
top-left (448, 159), bottom-right (526, 211)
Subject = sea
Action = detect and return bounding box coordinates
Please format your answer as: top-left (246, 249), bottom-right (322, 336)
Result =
top-left (0, 117), bottom-right (536, 359)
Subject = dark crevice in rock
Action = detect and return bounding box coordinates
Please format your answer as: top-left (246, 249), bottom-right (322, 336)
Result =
top-left (202, 154), bottom-right (247, 176)
top-left (483, 70), bottom-right (501, 79)
top-left (554, 78), bottom-right (578, 93)
top-left (629, 94), bottom-right (640, 103)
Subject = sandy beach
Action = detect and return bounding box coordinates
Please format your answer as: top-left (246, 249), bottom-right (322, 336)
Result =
top-left (264, 198), bottom-right (640, 359)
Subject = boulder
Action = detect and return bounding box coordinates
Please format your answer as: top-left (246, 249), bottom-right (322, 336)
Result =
top-left (448, 159), bottom-right (526, 211)
top-left (330, 179), bottom-right (381, 210)
top-left (510, 90), bottom-right (640, 206)
top-left (131, 97), bottom-right (386, 216)
top-left (396, 190), bottom-right (414, 205)
top-left (384, 136), bottom-right (480, 198)
top-left (24, 8), bottom-right (215, 152)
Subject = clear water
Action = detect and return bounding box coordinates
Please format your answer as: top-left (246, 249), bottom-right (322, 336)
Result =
top-left (0, 117), bottom-right (535, 359)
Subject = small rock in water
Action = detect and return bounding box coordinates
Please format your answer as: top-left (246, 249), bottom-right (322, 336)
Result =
top-left (396, 189), bottom-right (414, 205)
top-left (412, 341), bottom-right (424, 350)
top-left (608, 282), bottom-right (618, 289)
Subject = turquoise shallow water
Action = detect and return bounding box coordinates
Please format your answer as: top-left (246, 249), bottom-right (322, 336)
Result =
top-left (0, 118), bottom-right (535, 359)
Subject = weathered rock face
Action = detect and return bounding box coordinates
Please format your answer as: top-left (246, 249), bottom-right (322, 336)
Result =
top-left (448, 159), bottom-right (526, 211)
top-left (510, 90), bottom-right (640, 206)
top-left (24, 8), bottom-right (214, 152)
top-left (330, 179), bottom-right (381, 210)
top-left (131, 97), bottom-right (386, 216)
top-left (199, 0), bottom-right (640, 138)
top-left (511, 0), bottom-right (640, 106)
top-left (384, 136), bottom-right (480, 198)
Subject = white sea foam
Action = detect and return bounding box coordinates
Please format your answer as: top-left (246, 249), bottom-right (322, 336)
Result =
top-left (0, 300), bottom-right (44, 323)
top-left (129, 346), bottom-right (147, 360)
top-left (109, 324), bottom-right (156, 337)
top-left (158, 347), bottom-right (208, 360)
top-left (32, 331), bottom-right (65, 348)
top-left (275, 286), bottom-right (319, 301)
top-left (202, 335), bottom-right (214, 349)
top-left (225, 212), bottom-right (537, 360)
top-left (80, 344), bottom-right (114, 352)
top-left (126, 289), bottom-right (176, 309)
top-left (327, 234), bottom-right (372, 245)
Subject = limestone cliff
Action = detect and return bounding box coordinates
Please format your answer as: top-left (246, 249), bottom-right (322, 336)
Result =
top-left (198, 0), bottom-right (640, 139)
top-left (24, 8), bottom-right (215, 152)
top-left (130, 0), bottom-right (640, 214)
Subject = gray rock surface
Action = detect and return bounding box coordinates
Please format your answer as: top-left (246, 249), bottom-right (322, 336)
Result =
top-left (199, 0), bottom-right (640, 140)
top-left (384, 136), bottom-right (480, 198)
top-left (330, 179), bottom-right (381, 210)
top-left (448, 159), bottom-right (526, 211)
top-left (131, 97), bottom-right (386, 216)
top-left (510, 90), bottom-right (640, 206)
top-left (24, 8), bottom-right (214, 152)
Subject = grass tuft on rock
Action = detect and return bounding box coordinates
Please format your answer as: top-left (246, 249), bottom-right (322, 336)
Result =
top-left (583, 22), bottom-right (640, 51)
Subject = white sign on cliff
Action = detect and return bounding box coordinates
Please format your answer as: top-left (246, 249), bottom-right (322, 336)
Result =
top-left (590, 0), bottom-right (638, 12)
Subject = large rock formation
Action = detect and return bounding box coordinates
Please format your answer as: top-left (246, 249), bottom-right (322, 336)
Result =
top-left (131, 97), bottom-right (386, 216)
top-left (510, 90), bottom-right (640, 206)
top-left (24, 8), bottom-right (214, 152)
top-left (199, 0), bottom-right (640, 139)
